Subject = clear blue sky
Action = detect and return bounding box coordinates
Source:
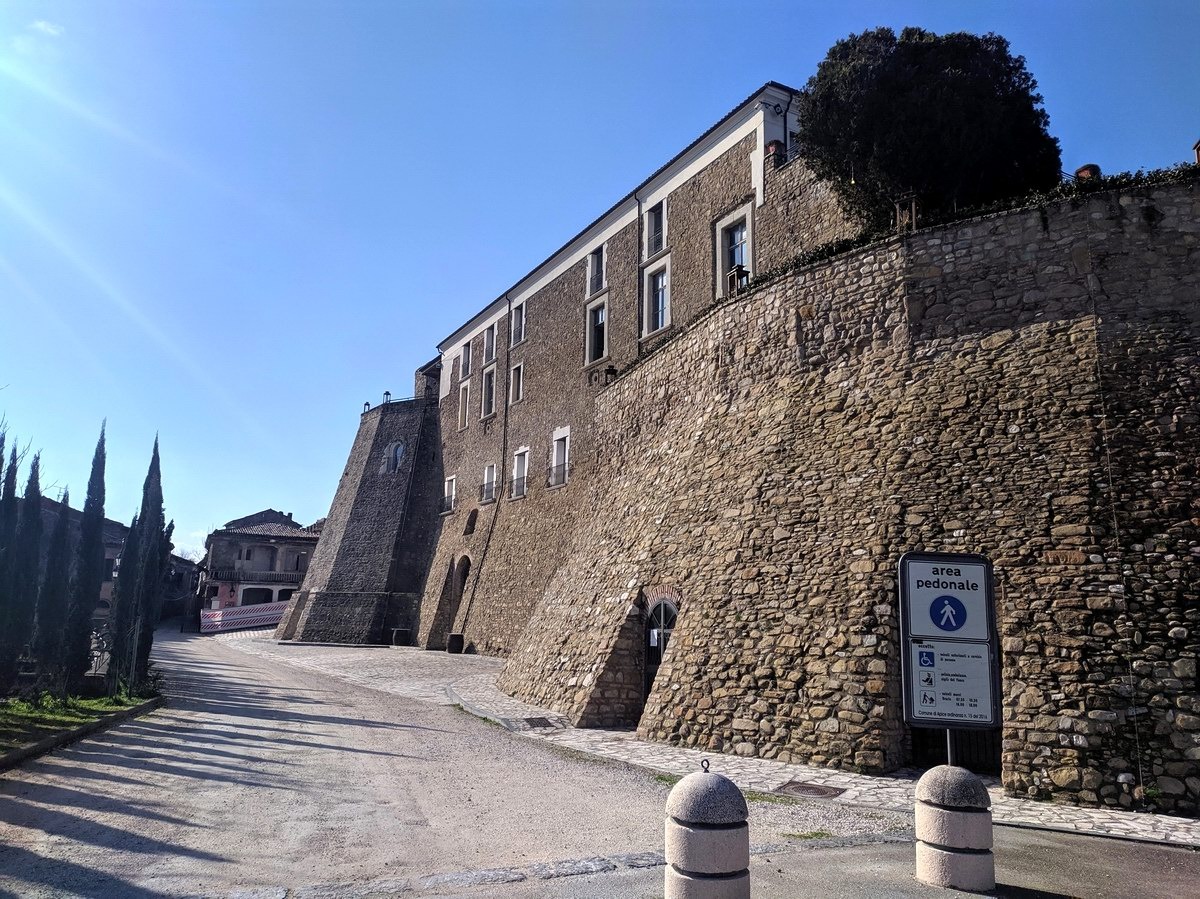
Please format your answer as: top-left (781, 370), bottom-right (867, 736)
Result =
top-left (2, 1), bottom-right (1197, 557)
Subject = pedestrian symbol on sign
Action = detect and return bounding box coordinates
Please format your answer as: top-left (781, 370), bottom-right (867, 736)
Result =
top-left (918, 650), bottom-right (935, 668)
top-left (931, 595), bottom-right (967, 632)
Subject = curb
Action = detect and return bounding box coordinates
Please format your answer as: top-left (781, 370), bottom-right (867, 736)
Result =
top-left (273, 640), bottom-right (390, 649)
top-left (0, 695), bottom-right (163, 775)
top-left (991, 817), bottom-right (1200, 851)
top-left (445, 680), bottom-right (570, 732)
top-left (445, 682), bottom-right (506, 727)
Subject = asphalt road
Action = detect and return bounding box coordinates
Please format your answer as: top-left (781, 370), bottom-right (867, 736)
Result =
top-left (0, 628), bottom-right (908, 898)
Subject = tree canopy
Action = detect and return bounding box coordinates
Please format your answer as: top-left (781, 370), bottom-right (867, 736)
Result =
top-left (793, 27), bottom-right (1063, 229)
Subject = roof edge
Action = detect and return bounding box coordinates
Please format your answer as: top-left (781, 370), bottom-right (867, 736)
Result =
top-left (435, 80), bottom-right (801, 351)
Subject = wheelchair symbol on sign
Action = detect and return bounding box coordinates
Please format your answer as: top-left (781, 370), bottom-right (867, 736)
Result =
top-left (918, 651), bottom-right (936, 668)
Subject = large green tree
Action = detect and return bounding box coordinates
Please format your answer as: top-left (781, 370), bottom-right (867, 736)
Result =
top-left (793, 27), bottom-right (1063, 229)
top-left (0, 455), bottom-right (43, 692)
top-left (64, 426), bottom-right (107, 694)
top-left (33, 489), bottom-right (72, 692)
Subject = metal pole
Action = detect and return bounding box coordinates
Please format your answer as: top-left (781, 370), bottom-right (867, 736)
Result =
top-left (946, 728), bottom-right (955, 767)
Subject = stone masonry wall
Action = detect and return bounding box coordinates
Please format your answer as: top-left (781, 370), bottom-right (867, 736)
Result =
top-left (278, 398), bottom-right (438, 644)
top-left (418, 139), bottom-right (855, 657)
top-left (499, 180), bottom-right (1200, 813)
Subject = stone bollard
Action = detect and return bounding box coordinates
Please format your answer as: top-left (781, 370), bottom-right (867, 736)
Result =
top-left (914, 765), bottom-right (995, 891)
top-left (664, 764), bottom-right (750, 899)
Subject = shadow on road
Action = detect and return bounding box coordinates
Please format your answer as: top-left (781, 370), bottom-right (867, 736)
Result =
top-left (0, 844), bottom-right (175, 898)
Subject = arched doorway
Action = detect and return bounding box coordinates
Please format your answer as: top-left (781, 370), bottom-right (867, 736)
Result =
top-left (427, 555), bottom-right (471, 650)
top-left (644, 598), bottom-right (677, 699)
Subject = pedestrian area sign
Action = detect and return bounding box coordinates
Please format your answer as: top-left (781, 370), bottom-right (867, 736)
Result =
top-left (899, 551), bottom-right (1000, 729)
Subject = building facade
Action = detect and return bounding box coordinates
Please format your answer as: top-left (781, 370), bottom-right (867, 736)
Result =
top-left (198, 509), bottom-right (320, 611)
top-left (280, 83), bottom-right (1200, 814)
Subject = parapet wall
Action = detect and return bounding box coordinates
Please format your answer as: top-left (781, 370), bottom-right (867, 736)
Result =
top-left (500, 180), bottom-right (1200, 813)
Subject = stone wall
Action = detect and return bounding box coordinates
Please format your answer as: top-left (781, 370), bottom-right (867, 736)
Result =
top-left (499, 180), bottom-right (1200, 813)
top-left (416, 141), bottom-right (854, 657)
top-left (277, 398), bottom-right (440, 644)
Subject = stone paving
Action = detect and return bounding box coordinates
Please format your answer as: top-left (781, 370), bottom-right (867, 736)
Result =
top-left (218, 629), bottom-right (1200, 848)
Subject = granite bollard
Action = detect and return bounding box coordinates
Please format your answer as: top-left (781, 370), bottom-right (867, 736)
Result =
top-left (664, 765), bottom-right (750, 899)
top-left (914, 764), bottom-right (995, 891)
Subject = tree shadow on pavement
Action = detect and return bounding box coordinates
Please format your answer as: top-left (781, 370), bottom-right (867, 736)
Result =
top-left (0, 844), bottom-right (176, 898)
top-left (0, 781), bottom-right (205, 829)
top-left (0, 796), bottom-right (226, 861)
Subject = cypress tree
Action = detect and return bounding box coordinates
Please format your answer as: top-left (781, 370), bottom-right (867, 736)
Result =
top-left (0, 434), bottom-right (9, 634)
top-left (0, 455), bottom-right (44, 693)
top-left (34, 489), bottom-right (72, 692)
top-left (127, 441), bottom-right (165, 693)
top-left (135, 519), bottom-right (174, 681)
top-left (108, 436), bottom-right (165, 696)
top-left (106, 512), bottom-right (139, 696)
top-left (65, 426), bottom-right (107, 695)
top-left (0, 444), bottom-right (18, 629)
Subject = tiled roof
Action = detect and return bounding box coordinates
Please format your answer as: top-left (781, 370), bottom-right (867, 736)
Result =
top-left (216, 522), bottom-right (320, 540)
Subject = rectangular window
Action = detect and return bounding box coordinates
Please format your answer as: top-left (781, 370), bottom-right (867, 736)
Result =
top-left (481, 366), bottom-right (496, 418)
top-left (588, 245), bottom-right (605, 295)
top-left (645, 266), bottom-right (669, 335)
top-left (549, 434), bottom-right (570, 487)
top-left (716, 204), bottom-right (753, 298)
top-left (442, 477), bottom-right (456, 513)
top-left (481, 464), bottom-right (497, 503)
top-left (647, 202), bottom-right (665, 256)
top-left (458, 382), bottom-right (470, 430)
top-left (460, 341), bottom-right (472, 378)
top-left (483, 323), bottom-right (496, 364)
top-left (510, 362), bottom-right (524, 404)
top-left (512, 450), bottom-right (528, 498)
top-left (726, 220), bottom-right (747, 270)
top-left (511, 303), bottom-right (526, 345)
top-left (586, 299), bottom-right (607, 364)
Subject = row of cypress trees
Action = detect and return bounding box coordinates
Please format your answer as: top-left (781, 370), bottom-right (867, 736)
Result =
top-left (0, 425), bottom-right (173, 701)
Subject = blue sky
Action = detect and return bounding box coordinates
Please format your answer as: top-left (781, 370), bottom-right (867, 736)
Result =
top-left (1, 1), bottom-right (1197, 556)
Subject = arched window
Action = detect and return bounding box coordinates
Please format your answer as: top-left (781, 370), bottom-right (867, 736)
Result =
top-left (387, 441), bottom-right (407, 473)
top-left (647, 600), bottom-right (678, 660)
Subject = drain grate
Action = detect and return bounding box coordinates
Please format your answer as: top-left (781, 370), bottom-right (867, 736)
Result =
top-left (776, 781), bottom-right (846, 800)
top-left (524, 716), bottom-right (555, 728)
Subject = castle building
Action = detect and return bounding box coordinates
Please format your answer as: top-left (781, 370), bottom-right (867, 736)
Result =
top-left (278, 83), bottom-right (1200, 814)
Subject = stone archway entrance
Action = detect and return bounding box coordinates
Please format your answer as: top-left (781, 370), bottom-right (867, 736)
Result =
top-left (644, 597), bottom-right (678, 700)
top-left (427, 556), bottom-right (471, 651)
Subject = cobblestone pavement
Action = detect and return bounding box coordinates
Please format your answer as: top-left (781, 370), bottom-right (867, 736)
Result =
top-left (222, 629), bottom-right (1200, 849)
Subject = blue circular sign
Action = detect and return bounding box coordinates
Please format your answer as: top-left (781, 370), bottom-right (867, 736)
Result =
top-left (930, 595), bottom-right (967, 632)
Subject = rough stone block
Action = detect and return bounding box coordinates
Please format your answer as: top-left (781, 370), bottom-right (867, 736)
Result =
top-left (665, 865), bottom-right (750, 899)
top-left (665, 819), bottom-right (749, 875)
top-left (915, 803), bottom-right (993, 850)
top-left (915, 842), bottom-right (995, 892)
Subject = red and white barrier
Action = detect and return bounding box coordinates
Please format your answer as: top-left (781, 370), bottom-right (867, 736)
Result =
top-left (200, 600), bottom-right (289, 634)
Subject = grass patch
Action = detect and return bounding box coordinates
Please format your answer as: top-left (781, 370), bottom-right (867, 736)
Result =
top-left (0, 694), bottom-right (141, 753)
top-left (785, 830), bottom-right (834, 840)
top-left (745, 790), bottom-right (802, 806)
top-left (653, 773), bottom-right (682, 786)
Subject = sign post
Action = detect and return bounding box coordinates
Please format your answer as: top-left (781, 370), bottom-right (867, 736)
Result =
top-left (898, 552), bottom-right (1000, 763)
